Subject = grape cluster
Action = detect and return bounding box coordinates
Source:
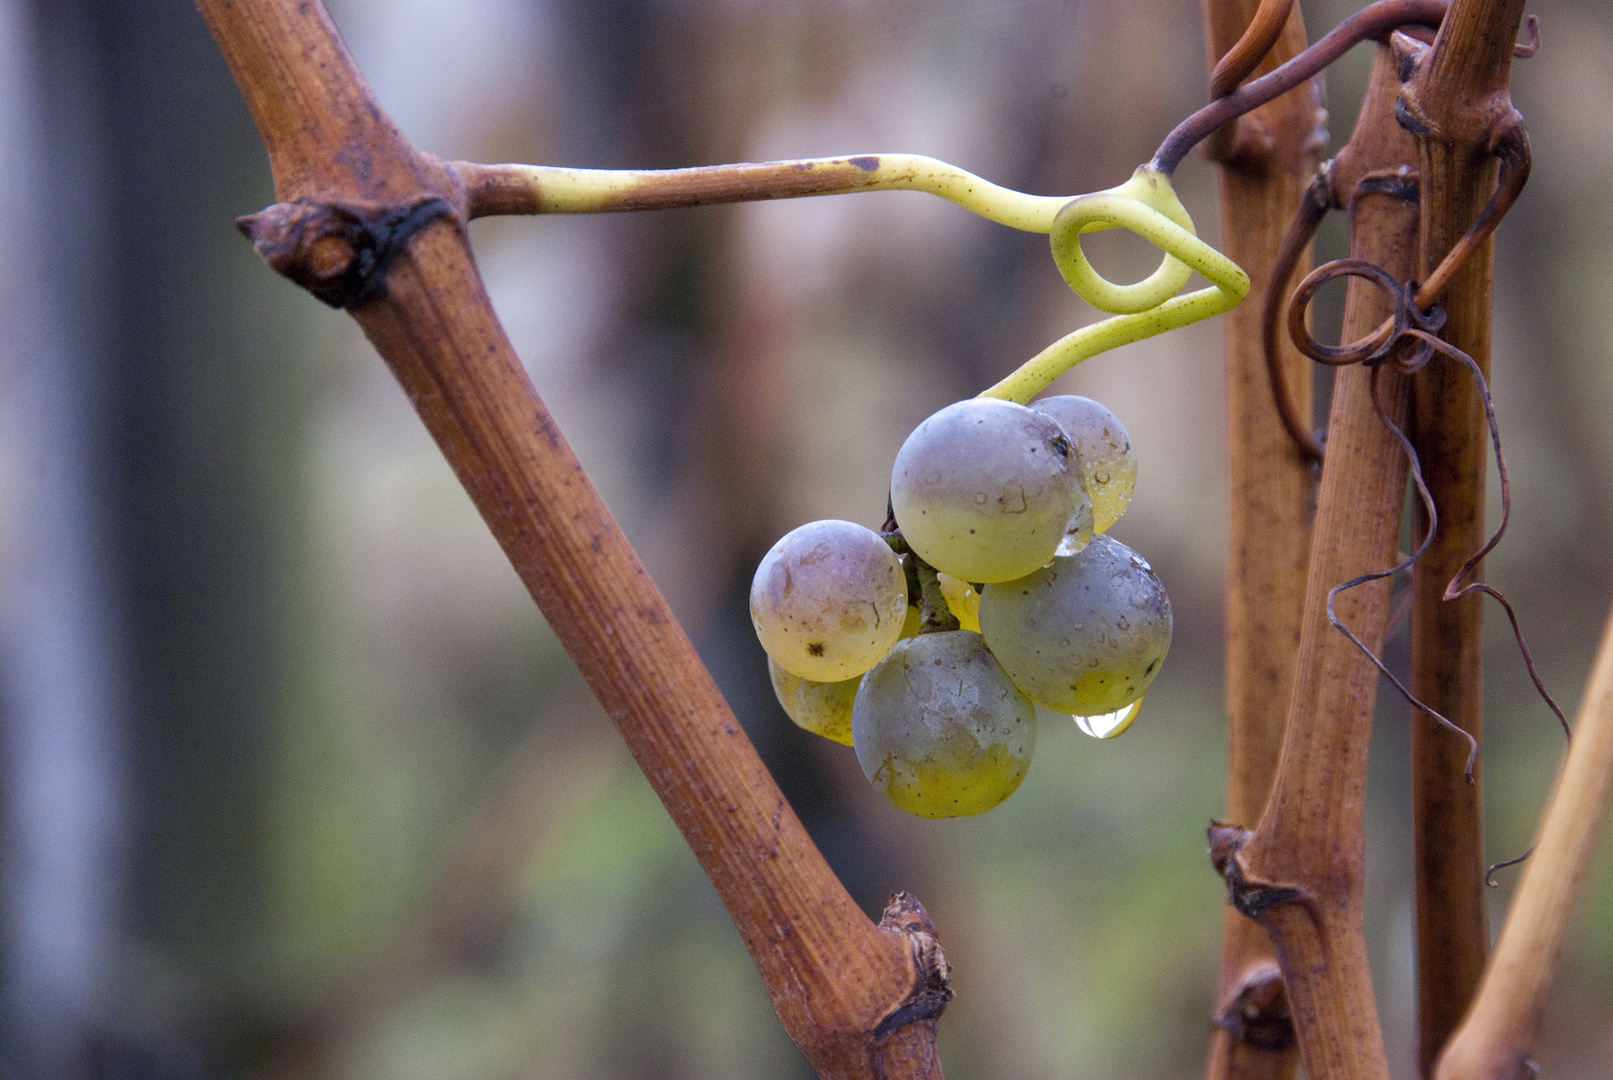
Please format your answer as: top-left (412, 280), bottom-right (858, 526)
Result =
top-left (751, 395), bottom-right (1170, 818)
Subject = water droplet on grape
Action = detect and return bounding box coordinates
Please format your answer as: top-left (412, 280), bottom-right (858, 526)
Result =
top-left (1055, 532), bottom-right (1090, 557)
top-left (1074, 696), bottom-right (1144, 739)
top-left (1027, 396), bottom-right (1136, 534)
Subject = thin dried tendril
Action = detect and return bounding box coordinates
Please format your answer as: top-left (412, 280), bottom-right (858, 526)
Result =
top-left (1292, 266), bottom-right (1570, 800)
top-left (1324, 365), bottom-right (1480, 781)
top-left (1486, 846), bottom-right (1534, 888)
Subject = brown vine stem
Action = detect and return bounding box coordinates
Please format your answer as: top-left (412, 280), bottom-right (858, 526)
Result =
top-left (1209, 0), bottom-right (1298, 99)
top-left (1396, 1), bottom-right (1528, 1071)
top-left (1198, 0), bottom-right (1318, 1076)
top-left (1434, 606), bottom-right (1613, 1080)
top-left (1152, 0), bottom-right (1448, 175)
top-left (195, 1), bottom-right (942, 1076)
top-left (1218, 45), bottom-right (1420, 1080)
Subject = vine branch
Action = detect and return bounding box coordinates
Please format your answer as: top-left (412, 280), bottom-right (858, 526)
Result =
top-left (1198, 0), bottom-right (1318, 1075)
top-left (197, 1), bottom-right (943, 1075)
top-left (1397, 0), bottom-right (1530, 1066)
top-left (1435, 606), bottom-right (1613, 1080)
top-left (1222, 45), bottom-right (1422, 1080)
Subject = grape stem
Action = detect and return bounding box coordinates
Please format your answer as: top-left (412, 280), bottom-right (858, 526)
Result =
top-left (914, 560), bottom-right (962, 636)
top-left (455, 158), bottom-right (1250, 405)
top-left (878, 527), bottom-right (961, 635)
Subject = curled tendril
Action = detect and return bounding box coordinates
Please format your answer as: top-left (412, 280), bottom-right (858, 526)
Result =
top-left (1286, 259), bottom-right (1445, 370)
top-left (980, 170), bottom-right (1250, 403)
top-left (1263, 119), bottom-right (1532, 464)
top-left (1289, 262), bottom-right (1570, 793)
top-left (1397, 327), bottom-right (1572, 753)
top-left (1048, 170), bottom-right (1196, 315)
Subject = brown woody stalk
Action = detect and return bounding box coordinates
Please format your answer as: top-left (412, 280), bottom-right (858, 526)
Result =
top-left (1397, 2), bottom-right (1527, 1071)
top-left (1217, 46), bottom-right (1420, 1080)
top-left (1198, 0), bottom-right (1318, 1076)
top-left (195, 1), bottom-right (942, 1076)
top-left (1434, 606), bottom-right (1613, 1080)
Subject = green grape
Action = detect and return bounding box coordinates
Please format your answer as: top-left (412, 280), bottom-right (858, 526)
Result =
top-left (978, 534), bottom-right (1171, 714)
top-left (890, 398), bottom-right (1082, 583)
top-left (751, 519), bottom-right (908, 681)
top-left (937, 572), bottom-right (981, 632)
top-left (852, 630), bottom-right (1037, 818)
top-left (1030, 394), bottom-right (1136, 533)
top-left (768, 657), bottom-right (859, 745)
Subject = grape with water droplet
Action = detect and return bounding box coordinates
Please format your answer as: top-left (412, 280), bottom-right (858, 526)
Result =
top-left (1029, 394), bottom-right (1136, 534)
top-left (979, 534), bottom-right (1171, 714)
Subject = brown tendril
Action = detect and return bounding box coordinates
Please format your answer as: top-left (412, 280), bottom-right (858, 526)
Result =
top-left (1396, 328), bottom-right (1572, 750)
top-left (1287, 258), bottom-right (1446, 369)
top-left (1325, 364), bottom-right (1479, 781)
top-left (1261, 110), bottom-right (1530, 464)
top-left (1293, 264), bottom-right (1571, 795)
top-left (1202, 0), bottom-right (1299, 163)
top-left (1411, 122), bottom-right (1531, 312)
top-left (1262, 161), bottom-right (1427, 463)
top-left (1486, 846), bottom-right (1534, 888)
top-left (1262, 172), bottom-right (1331, 464)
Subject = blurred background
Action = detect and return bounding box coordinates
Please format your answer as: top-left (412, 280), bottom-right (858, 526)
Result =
top-left (2, 0), bottom-right (1612, 1077)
